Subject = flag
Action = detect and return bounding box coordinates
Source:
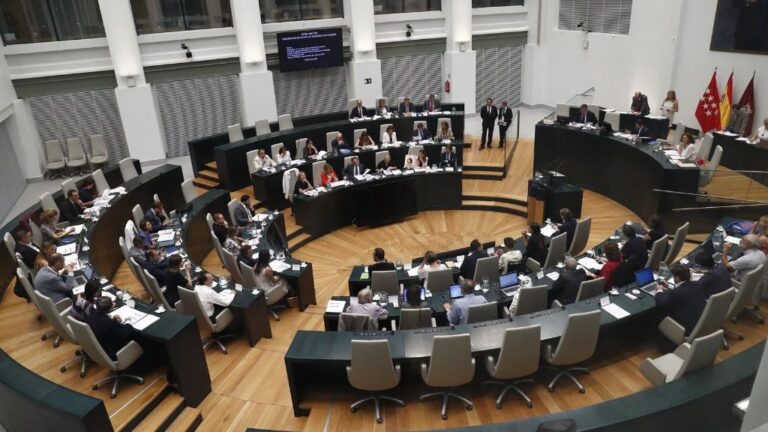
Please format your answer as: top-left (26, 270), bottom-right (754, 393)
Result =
top-left (695, 71), bottom-right (721, 133)
top-left (738, 72), bottom-right (756, 135)
top-left (719, 72), bottom-right (733, 129)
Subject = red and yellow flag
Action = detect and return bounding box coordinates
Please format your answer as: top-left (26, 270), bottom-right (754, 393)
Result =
top-left (720, 72), bottom-right (733, 129)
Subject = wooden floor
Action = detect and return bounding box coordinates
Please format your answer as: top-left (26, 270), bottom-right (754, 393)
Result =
top-left (1, 137), bottom-right (766, 431)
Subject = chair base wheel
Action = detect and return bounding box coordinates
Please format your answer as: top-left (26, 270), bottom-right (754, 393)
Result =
top-left (548, 386), bottom-right (554, 393)
top-left (496, 403), bottom-right (502, 409)
top-left (466, 404), bottom-right (473, 411)
top-left (80, 372), bottom-right (86, 378)
top-left (527, 402), bottom-right (533, 408)
top-left (350, 408), bottom-right (356, 413)
top-left (41, 335), bottom-right (47, 341)
top-left (579, 388), bottom-right (586, 394)
top-left (441, 414), bottom-right (448, 420)
top-left (60, 367), bottom-right (66, 373)
top-left (376, 418), bottom-right (383, 424)
top-left (92, 385), bottom-right (98, 390)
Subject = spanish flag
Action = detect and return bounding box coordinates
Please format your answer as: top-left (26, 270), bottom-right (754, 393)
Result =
top-left (720, 72), bottom-right (733, 129)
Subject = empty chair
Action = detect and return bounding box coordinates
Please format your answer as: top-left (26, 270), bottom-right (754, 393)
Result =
top-left (92, 169), bottom-right (109, 193)
top-left (658, 287), bottom-right (735, 347)
top-left (295, 138), bottom-right (307, 159)
top-left (89, 135), bottom-right (108, 168)
top-left (132, 204), bottom-right (144, 227)
top-left (326, 131), bottom-right (339, 153)
top-left (347, 340), bottom-right (405, 423)
top-left (210, 229), bottom-right (226, 267)
top-left (227, 124), bottom-right (244, 143)
top-left (143, 269), bottom-right (173, 311)
top-left (371, 270), bottom-right (399, 297)
top-left (426, 268), bottom-right (454, 292)
top-left (543, 309), bottom-right (601, 393)
top-left (119, 158), bottom-right (138, 182)
top-left (473, 256), bottom-right (500, 285)
top-left (398, 308), bottom-right (435, 330)
top-left (66, 138), bottom-right (88, 175)
top-left (278, 114), bottom-right (293, 130)
top-left (575, 277), bottom-right (605, 302)
top-left (205, 213), bottom-right (214, 231)
top-left (512, 285), bottom-right (549, 316)
top-left (568, 217), bottom-right (592, 256)
top-left (271, 143), bottom-right (283, 161)
top-left (525, 257), bottom-right (541, 274)
top-left (221, 250), bottom-right (242, 284)
top-left (695, 132), bottom-right (714, 162)
top-left (543, 233), bottom-right (567, 269)
top-left (419, 334), bottom-right (475, 420)
top-left (640, 329), bottom-right (723, 386)
top-left (68, 317), bottom-right (144, 398)
top-left (671, 121), bottom-right (686, 146)
top-left (61, 178), bottom-right (77, 195)
top-left (338, 312), bottom-right (376, 331)
top-left (29, 221), bottom-right (43, 246)
top-left (724, 264), bottom-right (764, 341)
top-left (34, 291), bottom-right (88, 377)
top-left (645, 234), bottom-right (669, 271)
top-left (45, 140), bottom-right (67, 179)
top-left (181, 179), bottom-right (196, 204)
top-left (178, 287), bottom-right (235, 353)
top-left (408, 144), bottom-right (424, 155)
top-left (312, 161), bottom-right (325, 187)
top-left (40, 192), bottom-right (58, 213)
top-left (664, 222), bottom-right (690, 265)
top-left (484, 325), bottom-right (541, 408)
top-left (375, 151), bottom-right (389, 167)
top-left (255, 119), bottom-right (271, 135)
top-left (466, 301), bottom-right (498, 324)
top-left (603, 111), bottom-right (620, 132)
top-left (700, 145), bottom-right (722, 187)
top-left (2, 232), bottom-right (15, 257)
top-left (246, 149), bottom-right (259, 174)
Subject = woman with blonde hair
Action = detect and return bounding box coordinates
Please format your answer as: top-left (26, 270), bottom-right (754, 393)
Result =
top-left (661, 90), bottom-right (679, 121)
top-left (39, 209), bottom-right (73, 243)
top-left (436, 120), bottom-right (454, 140)
top-left (751, 215), bottom-right (768, 236)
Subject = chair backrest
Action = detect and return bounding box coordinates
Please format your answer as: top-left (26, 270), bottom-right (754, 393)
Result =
top-left (371, 270), bottom-right (399, 296)
top-left (29, 221), bottom-right (43, 246)
top-left (255, 119), bottom-right (271, 135)
top-left (227, 123), bottom-right (244, 143)
top-left (326, 131), bottom-right (338, 153)
top-left (473, 256), bottom-right (500, 284)
top-left (118, 236), bottom-right (130, 261)
top-left (239, 261), bottom-right (258, 290)
top-left (45, 140), bottom-right (65, 163)
top-left (375, 151), bottom-right (389, 167)
top-left (295, 138), bottom-right (307, 159)
top-left (17, 267), bottom-right (43, 311)
top-left (128, 257), bottom-right (150, 293)
top-left (555, 103), bottom-right (571, 117)
top-left (426, 268), bottom-right (453, 292)
top-left (181, 179), bottom-right (196, 204)
top-left (343, 156), bottom-right (354, 168)
top-left (40, 192), bottom-right (57, 213)
top-left (124, 220), bottom-right (136, 248)
top-left (246, 149), bottom-right (259, 174)
top-left (673, 329), bottom-right (724, 381)
top-left (413, 120), bottom-right (427, 133)
top-left (424, 334), bottom-right (475, 387)
top-left (312, 161), bottom-right (325, 187)
top-left (347, 98), bottom-right (359, 112)
top-left (278, 114), bottom-right (293, 131)
top-left (353, 128), bottom-right (367, 144)
top-left (399, 308), bottom-right (433, 330)
top-left (66, 138), bottom-right (86, 162)
top-left (178, 286), bottom-right (216, 332)
top-left (210, 229), bottom-right (225, 265)
top-left (514, 285), bottom-right (549, 316)
top-left (437, 117), bottom-right (452, 133)
top-left (143, 269), bottom-right (172, 310)
top-left (603, 111), bottom-right (620, 131)
top-left (132, 204), bottom-right (144, 227)
top-left (67, 317), bottom-right (118, 371)
top-left (271, 143), bottom-right (283, 161)
top-left (672, 121), bottom-right (686, 146)
top-left (283, 168), bottom-right (299, 200)
top-left (205, 213), bottom-right (214, 231)
top-left (338, 312), bottom-right (375, 331)
top-left (466, 301), bottom-right (498, 324)
top-left (646, 234), bottom-right (669, 271)
top-left (221, 249), bottom-right (243, 284)
top-left (408, 145), bottom-right (424, 156)
top-left (34, 290), bottom-right (76, 344)
top-left (544, 233), bottom-right (567, 269)
top-left (379, 123), bottom-right (393, 139)
top-left (700, 145), bottom-right (722, 187)
top-left (61, 178), bottom-right (77, 195)
top-left (119, 158), bottom-right (138, 182)
top-left (3, 232), bottom-right (15, 257)
top-left (569, 217), bottom-right (592, 256)
top-left (348, 340), bottom-right (399, 392)
top-left (695, 133), bottom-right (714, 162)
top-left (575, 277), bottom-right (605, 302)
top-left (550, 310), bottom-right (601, 365)
top-left (727, 263), bottom-right (762, 321)
top-left (490, 325), bottom-right (541, 379)
top-left (664, 222), bottom-right (690, 265)
top-left (688, 287), bottom-right (735, 341)
top-left (227, 199), bottom-right (241, 226)
top-left (92, 169), bottom-right (109, 192)
top-left (90, 134), bottom-right (107, 158)
top-left (525, 257), bottom-right (541, 274)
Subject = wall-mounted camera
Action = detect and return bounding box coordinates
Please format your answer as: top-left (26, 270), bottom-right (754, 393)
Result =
top-left (181, 43), bottom-right (192, 59)
top-left (406, 24), bottom-right (413, 38)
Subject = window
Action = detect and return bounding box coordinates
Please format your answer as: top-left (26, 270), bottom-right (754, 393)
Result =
top-left (259, 0), bottom-right (344, 23)
top-left (472, 0), bottom-right (524, 7)
top-left (373, 0), bottom-right (442, 14)
top-left (559, 0), bottom-right (632, 35)
top-left (131, 0), bottom-right (232, 35)
top-left (0, 0), bottom-right (104, 45)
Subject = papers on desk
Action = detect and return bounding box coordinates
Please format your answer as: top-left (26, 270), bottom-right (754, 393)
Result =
top-left (132, 314), bottom-right (159, 330)
top-left (330, 180), bottom-right (348, 188)
top-left (269, 260), bottom-right (291, 273)
top-left (57, 243), bottom-right (77, 255)
top-left (675, 161), bottom-right (698, 168)
top-left (720, 131), bottom-right (739, 137)
top-left (326, 299), bottom-right (346, 313)
top-left (156, 231), bottom-right (175, 243)
top-left (110, 187), bottom-right (127, 195)
top-left (602, 303), bottom-right (630, 319)
top-left (546, 271), bottom-right (560, 281)
top-left (540, 225), bottom-right (557, 238)
top-left (63, 253), bottom-right (80, 270)
top-left (578, 257), bottom-right (604, 271)
top-left (418, 139), bottom-right (432, 145)
top-left (108, 305), bottom-right (159, 330)
top-left (724, 235), bottom-right (742, 245)
top-left (69, 224), bottom-right (85, 234)
top-left (407, 267), bottom-right (420, 277)
top-left (253, 213), bottom-right (269, 222)
top-left (359, 272), bottom-right (369, 280)
top-left (736, 137), bottom-right (751, 143)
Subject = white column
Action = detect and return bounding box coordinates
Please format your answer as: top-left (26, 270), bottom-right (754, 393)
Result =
top-left (444, 0), bottom-right (476, 113)
top-left (345, 0), bottom-right (382, 106)
top-left (99, 0), bottom-right (166, 162)
top-left (232, 0), bottom-right (278, 124)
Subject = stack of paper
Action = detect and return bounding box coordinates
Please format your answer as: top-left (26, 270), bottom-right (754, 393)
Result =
top-left (602, 303), bottom-right (630, 319)
top-left (326, 299), bottom-right (346, 313)
top-left (546, 272), bottom-right (560, 281)
top-left (578, 257), bottom-right (604, 271)
top-left (541, 225), bottom-right (557, 237)
top-left (57, 243), bottom-right (77, 255)
top-left (407, 267), bottom-right (419, 277)
top-left (69, 224), bottom-right (85, 234)
top-left (724, 235), bottom-right (742, 244)
top-left (157, 231), bottom-right (175, 243)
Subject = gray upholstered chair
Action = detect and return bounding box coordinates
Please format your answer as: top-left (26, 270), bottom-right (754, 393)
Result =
top-left (397, 308), bottom-right (435, 330)
top-left (312, 161), bottom-right (325, 187)
top-left (371, 270), bottom-right (399, 296)
top-left (671, 121), bottom-right (685, 146)
top-left (66, 138), bottom-right (89, 175)
top-left (29, 221), bottom-right (43, 247)
top-left (408, 144), bottom-right (424, 155)
top-left (128, 257), bottom-right (152, 299)
top-left (2, 232), bottom-right (15, 257)
top-left (419, 333), bottom-right (475, 420)
top-left (543, 233), bottom-right (567, 269)
top-left (131, 204), bottom-right (144, 227)
top-left (347, 340), bottom-right (405, 423)
top-left (413, 121), bottom-right (427, 134)
top-left (278, 114), bottom-right (293, 131)
top-left (575, 277), bottom-right (605, 302)
top-left (68, 317), bottom-right (144, 398)
top-left (210, 229), bottom-right (226, 267)
top-left (239, 261), bottom-right (286, 320)
top-left (724, 264), bottom-right (763, 341)
top-left (124, 221), bottom-right (137, 249)
top-left (270, 143), bottom-right (283, 162)
top-left (18, 268), bottom-right (66, 345)
top-left (664, 222), bottom-right (690, 265)
top-left (221, 249), bottom-right (243, 284)
top-left (255, 119), bottom-right (271, 135)
top-left (484, 325), bottom-right (541, 408)
top-left (695, 132), bottom-right (714, 162)
top-left (568, 217), bottom-right (592, 256)
top-left (338, 312), bottom-right (376, 331)
top-left (34, 291), bottom-right (88, 377)
top-left (89, 135), bottom-right (108, 168)
top-left (246, 149), bottom-right (259, 174)
top-left (466, 301), bottom-right (498, 324)
top-left (353, 128), bottom-right (368, 144)
top-left (375, 151), bottom-right (389, 167)
top-left (40, 192), bottom-right (58, 213)
top-left (542, 309), bottom-right (601, 393)
top-left (205, 213), bottom-right (214, 232)
top-left (143, 269), bottom-right (173, 311)
top-left (181, 179), bottom-right (196, 204)
top-left (295, 138), bottom-right (307, 159)
top-left (645, 234), bottom-right (669, 271)
top-left (61, 178), bottom-right (77, 195)
top-left (700, 145), bottom-right (722, 187)
top-left (92, 169), bottom-right (110, 193)
top-left (512, 285), bottom-right (549, 316)
top-left (426, 268), bottom-right (454, 292)
top-left (325, 131), bottom-right (339, 153)
top-left (343, 156), bottom-right (355, 169)
top-left (379, 123), bottom-right (393, 140)
top-left (45, 140), bottom-right (67, 179)
top-left (119, 158), bottom-right (138, 182)
top-left (525, 257), bottom-right (541, 274)
top-left (473, 256), bottom-right (500, 285)
top-left (227, 199), bottom-right (242, 227)
top-left (227, 123), bottom-right (244, 143)
top-left (658, 287), bottom-right (735, 347)
top-left (178, 287), bottom-right (235, 353)
top-left (640, 329), bottom-right (723, 387)
top-left (437, 117), bottom-right (452, 133)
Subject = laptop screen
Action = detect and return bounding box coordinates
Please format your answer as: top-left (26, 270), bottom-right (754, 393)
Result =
top-left (402, 287), bottom-right (426, 302)
top-left (634, 267), bottom-right (654, 287)
top-left (83, 264), bottom-right (94, 280)
top-left (500, 272), bottom-right (519, 288)
top-left (449, 284), bottom-right (463, 299)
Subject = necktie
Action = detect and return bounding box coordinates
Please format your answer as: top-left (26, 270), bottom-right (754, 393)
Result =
top-left (430, 101), bottom-right (433, 111)
top-left (358, 107), bottom-right (362, 117)
top-left (355, 166), bottom-right (358, 176)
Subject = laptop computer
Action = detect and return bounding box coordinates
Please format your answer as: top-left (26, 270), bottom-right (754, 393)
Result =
top-left (634, 267), bottom-right (657, 295)
top-left (449, 284), bottom-right (463, 300)
top-left (402, 287), bottom-right (426, 303)
top-left (500, 272), bottom-right (519, 288)
top-left (72, 264), bottom-right (95, 295)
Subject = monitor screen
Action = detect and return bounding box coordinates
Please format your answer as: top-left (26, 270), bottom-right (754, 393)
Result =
top-left (449, 284), bottom-right (463, 299)
top-left (83, 263), bottom-right (94, 280)
top-left (402, 287), bottom-right (426, 303)
top-left (277, 28), bottom-right (344, 72)
top-left (634, 267), bottom-right (654, 287)
top-left (500, 272), bottom-right (519, 288)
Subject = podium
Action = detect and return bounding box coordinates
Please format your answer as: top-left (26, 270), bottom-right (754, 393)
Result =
top-left (527, 175), bottom-right (583, 224)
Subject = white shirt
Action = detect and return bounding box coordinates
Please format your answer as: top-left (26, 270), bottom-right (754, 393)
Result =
top-left (756, 126), bottom-right (768, 141)
top-left (680, 143), bottom-right (697, 160)
top-left (194, 284), bottom-right (234, 317)
top-left (661, 100), bottom-right (677, 120)
top-left (276, 151), bottom-right (291, 164)
top-left (381, 131), bottom-right (398, 145)
top-left (253, 155), bottom-right (275, 171)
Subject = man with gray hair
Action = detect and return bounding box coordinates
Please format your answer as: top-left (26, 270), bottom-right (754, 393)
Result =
top-left (346, 287), bottom-right (389, 322)
top-left (722, 234), bottom-right (766, 282)
top-left (444, 279), bottom-right (487, 325)
top-left (549, 256), bottom-right (587, 307)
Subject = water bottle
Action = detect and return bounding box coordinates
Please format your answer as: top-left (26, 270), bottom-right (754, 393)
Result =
top-left (712, 225), bottom-right (724, 252)
top-left (658, 262), bottom-right (669, 281)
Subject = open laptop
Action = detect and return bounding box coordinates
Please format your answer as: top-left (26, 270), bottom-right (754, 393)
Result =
top-left (500, 272), bottom-right (520, 297)
top-left (402, 287), bottom-right (426, 303)
top-left (634, 267), bottom-right (657, 296)
top-left (449, 284), bottom-right (463, 300)
top-left (72, 264), bottom-right (94, 295)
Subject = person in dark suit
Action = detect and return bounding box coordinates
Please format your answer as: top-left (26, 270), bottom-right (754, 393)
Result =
top-left (439, 144), bottom-right (457, 168)
top-left (237, 243), bottom-right (256, 268)
top-left (654, 264), bottom-right (706, 352)
top-left (621, 224), bottom-right (649, 272)
top-left (60, 190), bottom-right (85, 223)
top-left (459, 239), bottom-right (488, 280)
top-left (331, 132), bottom-right (351, 154)
top-left (13, 228), bottom-right (40, 269)
top-left (555, 208), bottom-right (577, 250)
top-left (521, 223), bottom-right (548, 266)
top-left (369, 247), bottom-right (396, 272)
top-left (234, 195), bottom-right (255, 227)
top-left (350, 99), bottom-right (367, 119)
top-left (84, 297), bottom-right (140, 360)
top-left (141, 248), bottom-right (168, 286)
top-left (164, 255), bottom-right (192, 307)
top-left (343, 156), bottom-right (366, 180)
top-left (144, 202), bottom-right (167, 233)
top-left (77, 177), bottom-right (97, 205)
top-left (412, 123), bottom-right (432, 141)
top-left (497, 100), bottom-right (513, 147)
top-left (423, 94), bottom-right (441, 113)
top-left (376, 154), bottom-right (397, 171)
top-left (212, 213), bottom-right (229, 244)
top-left (572, 104), bottom-right (597, 124)
top-left (480, 97), bottom-right (498, 150)
top-left (693, 252), bottom-right (732, 299)
top-left (399, 97), bottom-right (415, 115)
top-left (550, 257), bottom-right (588, 307)
top-left (626, 119), bottom-right (650, 137)
top-left (631, 91), bottom-right (650, 116)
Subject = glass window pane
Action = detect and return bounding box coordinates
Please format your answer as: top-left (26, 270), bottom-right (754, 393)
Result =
top-left (260, 0), bottom-right (301, 23)
top-left (472, 0), bottom-right (524, 7)
top-left (374, 0), bottom-right (441, 14)
top-left (0, 0), bottom-right (55, 44)
top-left (48, 0), bottom-right (105, 41)
top-left (299, 0), bottom-right (344, 20)
top-left (131, 0), bottom-right (184, 35)
top-left (182, 0), bottom-right (232, 30)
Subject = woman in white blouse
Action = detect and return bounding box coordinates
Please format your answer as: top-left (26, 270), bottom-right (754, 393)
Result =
top-left (678, 132), bottom-right (697, 160)
top-left (435, 120), bottom-right (454, 140)
top-left (750, 117), bottom-right (768, 149)
top-left (660, 90), bottom-right (679, 122)
top-left (276, 146), bottom-right (292, 164)
top-left (417, 251), bottom-right (443, 285)
top-left (381, 125), bottom-right (397, 145)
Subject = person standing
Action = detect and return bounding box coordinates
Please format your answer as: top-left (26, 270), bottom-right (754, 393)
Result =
top-left (480, 97), bottom-right (498, 150)
top-left (497, 101), bottom-right (513, 148)
top-left (660, 90), bottom-right (679, 122)
top-left (631, 91), bottom-right (650, 116)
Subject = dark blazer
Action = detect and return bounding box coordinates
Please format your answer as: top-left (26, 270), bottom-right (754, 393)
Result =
top-left (83, 311), bottom-right (137, 360)
top-left (349, 106), bottom-right (367, 119)
top-left (413, 128), bottom-right (432, 141)
top-left (78, 188), bottom-right (95, 204)
top-left (294, 179), bottom-right (311, 195)
top-left (343, 163), bottom-right (366, 180)
top-left (163, 270), bottom-right (187, 307)
top-left (237, 253), bottom-right (256, 269)
top-left (631, 94), bottom-right (650, 116)
top-left (550, 268), bottom-right (588, 306)
top-left (212, 222), bottom-right (227, 244)
top-left (696, 265), bottom-right (732, 298)
top-left (572, 111), bottom-right (598, 124)
top-left (439, 151), bottom-right (457, 168)
top-left (15, 242), bottom-right (39, 268)
top-left (481, 105), bottom-right (498, 126)
top-left (233, 204), bottom-right (253, 227)
top-left (498, 106), bottom-right (513, 125)
top-left (423, 98), bottom-right (441, 112)
top-left (376, 160), bottom-right (396, 171)
top-left (459, 251), bottom-right (488, 280)
top-left (142, 259), bottom-right (168, 286)
top-left (633, 125), bottom-right (650, 137)
top-left (332, 139), bottom-right (351, 153)
top-left (144, 209), bottom-right (163, 232)
top-left (60, 199), bottom-right (83, 223)
top-left (369, 261), bottom-right (396, 272)
top-left (399, 102), bottom-right (415, 114)
top-left (556, 219), bottom-right (577, 250)
top-left (525, 233), bottom-right (548, 266)
top-left (622, 237), bottom-right (649, 271)
top-left (655, 280), bottom-right (706, 335)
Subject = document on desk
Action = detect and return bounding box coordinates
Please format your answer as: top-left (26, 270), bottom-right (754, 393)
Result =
top-left (157, 231), bottom-right (175, 243)
top-left (407, 267), bottom-right (420, 277)
top-left (675, 161), bottom-right (698, 168)
top-left (724, 235), bottom-right (742, 245)
top-left (57, 243), bottom-right (77, 255)
top-left (326, 299), bottom-right (346, 313)
top-left (63, 253), bottom-right (80, 270)
top-left (109, 305), bottom-right (148, 325)
top-left (578, 257), bottom-right (603, 271)
top-left (602, 303), bottom-right (630, 320)
top-left (132, 314), bottom-right (160, 331)
top-left (69, 224), bottom-right (85, 234)
top-left (269, 260), bottom-right (291, 273)
top-left (540, 225), bottom-right (557, 238)
top-left (546, 271), bottom-right (560, 281)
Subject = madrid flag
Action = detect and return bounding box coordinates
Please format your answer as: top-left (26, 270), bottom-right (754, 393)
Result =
top-left (738, 73), bottom-right (756, 135)
top-left (719, 72), bottom-right (733, 130)
top-left (696, 71), bottom-right (721, 133)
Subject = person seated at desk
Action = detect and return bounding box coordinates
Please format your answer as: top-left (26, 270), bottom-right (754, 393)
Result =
top-left (137, 219), bottom-right (156, 249)
top-left (413, 123), bottom-right (432, 141)
top-left (39, 209), bottom-right (73, 244)
top-left (444, 280), bottom-right (486, 325)
top-left (678, 133), bottom-right (697, 160)
top-left (78, 177), bottom-right (97, 205)
top-left (350, 99), bottom-right (367, 119)
top-left (439, 144), bottom-right (457, 168)
top-left (294, 171), bottom-right (313, 194)
top-left (376, 98), bottom-right (390, 116)
top-left (417, 250), bottom-right (442, 281)
top-left (750, 215), bottom-right (768, 237)
top-left (549, 257), bottom-right (588, 307)
top-left (376, 154), bottom-right (397, 171)
top-left (237, 243), bottom-right (256, 268)
top-left (621, 224), bottom-right (649, 272)
top-left (693, 251), bottom-right (732, 299)
top-left (331, 133), bottom-right (352, 154)
top-left (343, 156), bottom-right (366, 180)
top-left (145, 201), bottom-right (170, 233)
top-left (727, 104), bottom-right (749, 136)
top-left (346, 287), bottom-right (389, 322)
top-left (572, 104), bottom-right (597, 125)
top-left (212, 212), bottom-right (229, 244)
top-left (555, 208), bottom-right (577, 250)
top-left (459, 239), bottom-right (488, 281)
top-left (142, 248), bottom-right (168, 286)
top-left (34, 241), bottom-right (56, 273)
top-left (276, 146), bottom-right (292, 164)
top-left (424, 94), bottom-right (441, 113)
top-left (522, 223), bottom-right (548, 266)
top-left (164, 255), bottom-right (192, 307)
top-left (625, 118), bottom-right (650, 137)
top-left (320, 164), bottom-right (339, 186)
top-left (194, 273), bottom-right (235, 321)
top-left (403, 154), bottom-right (416, 170)
top-left (13, 228), bottom-right (40, 270)
top-left (402, 283), bottom-right (428, 309)
top-left (497, 237), bottom-right (522, 273)
top-left (597, 242), bottom-right (630, 290)
top-left (85, 297), bottom-right (141, 361)
top-left (399, 97), bottom-right (415, 115)
top-left (643, 215), bottom-right (668, 251)
top-left (355, 131), bottom-right (377, 150)
top-left (654, 264), bottom-right (706, 352)
top-left (436, 120), bottom-right (454, 140)
top-left (234, 195), bottom-right (256, 227)
top-left (70, 279), bottom-right (100, 321)
top-left (381, 125), bottom-right (398, 145)
top-left (414, 149), bottom-right (429, 168)
top-left (34, 253), bottom-right (77, 303)
top-left (749, 117), bottom-right (768, 148)
top-left (369, 247), bottom-right (396, 272)
top-left (224, 226), bottom-right (242, 255)
top-left (253, 149), bottom-right (276, 172)
top-left (631, 91), bottom-right (650, 116)
top-left (303, 139), bottom-right (319, 159)
top-left (60, 190), bottom-right (85, 223)
top-left (255, 249), bottom-right (291, 300)
top-left (723, 234), bottom-right (766, 282)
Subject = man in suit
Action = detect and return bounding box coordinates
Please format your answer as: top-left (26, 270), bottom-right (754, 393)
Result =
top-left (439, 144), bottom-right (457, 168)
top-left (399, 97), bottom-right (415, 115)
top-left (331, 132), bottom-right (351, 154)
top-left (369, 247), bottom-right (396, 272)
top-left (621, 224), bottom-right (649, 272)
top-left (423, 94), bottom-right (440, 113)
top-left (234, 195), bottom-right (255, 227)
top-left (627, 119), bottom-right (650, 137)
top-left (727, 104), bottom-right (749, 136)
top-left (572, 104), bottom-right (597, 125)
top-left (692, 251), bottom-right (732, 299)
top-left (129, 236), bottom-right (147, 264)
top-left (497, 100), bottom-right (513, 148)
top-left (654, 264), bottom-right (706, 352)
top-left (253, 148), bottom-right (276, 171)
top-left (144, 202), bottom-right (168, 233)
top-left (85, 296), bottom-right (140, 360)
top-left (459, 239), bottom-right (488, 280)
top-left (60, 190), bottom-right (85, 223)
top-left (480, 97), bottom-right (498, 150)
top-left (141, 248), bottom-right (168, 286)
top-left (13, 228), bottom-right (39, 269)
top-left (550, 256), bottom-right (587, 307)
top-left (343, 156), bottom-right (366, 180)
top-left (212, 213), bottom-right (229, 244)
top-left (631, 91), bottom-right (650, 116)
top-left (555, 208), bottom-right (577, 250)
top-left (33, 253), bottom-right (76, 303)
top-left (412, 123), bottom-right (432, 141)
top-left (350, 99), bottom-right (367, 119)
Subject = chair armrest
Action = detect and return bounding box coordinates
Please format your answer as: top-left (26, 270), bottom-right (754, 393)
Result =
top-left (673, 342), bottom-right (692, 359)
top-left (55, 298), bottom-right (73, 313)
top-left (658, 316), bottom-right (686, 346)
top-left (420, 362), bottom-right (429, 381)
top-left (213, 308), bottom-right (234, 331)
top-left (552, 299), bottom-right (563, 309)
top-left (639, 358), bottom-right (667, 387)
top-left (115, 340), bottom-right (144, 370)
top-left (430, 317), bottom-right (437, 328)
top-left (390, 319), bottom-right (397, 331)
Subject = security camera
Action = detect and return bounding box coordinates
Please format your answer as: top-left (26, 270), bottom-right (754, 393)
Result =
top-left (406, 24), bottom-right (413, 38)
top-left (181, 43), bottom-right (192, 59)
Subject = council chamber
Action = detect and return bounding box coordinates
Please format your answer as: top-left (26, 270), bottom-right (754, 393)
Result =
top-left (0, 1), bottom-right (768, 431)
